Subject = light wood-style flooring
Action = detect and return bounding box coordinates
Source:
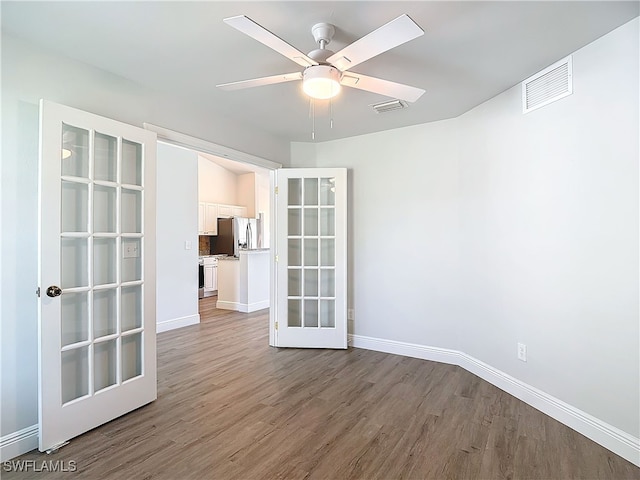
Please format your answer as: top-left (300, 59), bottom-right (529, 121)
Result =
top-left (6, 296), bottom-right (639, 479)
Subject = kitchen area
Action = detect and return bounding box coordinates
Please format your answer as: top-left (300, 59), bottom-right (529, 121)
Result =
top-left (198, 152), bottom-right (271, 313)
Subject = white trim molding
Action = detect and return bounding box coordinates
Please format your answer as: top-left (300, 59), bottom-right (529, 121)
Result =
top-left (143, 123), bottom-right (282, 171)
top-left (157, 314), bottom-right (200, 334)
top-left (1, 424), bottom-right (38, 462)
top-left (349, 334), bottom-right (640, 467)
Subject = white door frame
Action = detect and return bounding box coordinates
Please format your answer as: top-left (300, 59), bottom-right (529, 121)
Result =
top-left (142, 124), bottom-right (282, 345)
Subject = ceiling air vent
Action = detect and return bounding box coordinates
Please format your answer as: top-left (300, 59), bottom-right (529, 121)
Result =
top-left (522, 56), bottom-right (572, 113)
top-left (371, 99), bottom-right (408, 114)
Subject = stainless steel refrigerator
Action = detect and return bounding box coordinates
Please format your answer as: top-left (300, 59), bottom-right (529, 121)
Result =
top-left (216, 216), bottom-right (262, 257)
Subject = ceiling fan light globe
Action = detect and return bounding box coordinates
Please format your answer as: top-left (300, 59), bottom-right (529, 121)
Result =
top-left (303, 65), bottom-right (341, 100)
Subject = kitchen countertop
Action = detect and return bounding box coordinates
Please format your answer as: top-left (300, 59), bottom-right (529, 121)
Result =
top-left (216, 249), bottom-right (270, 260)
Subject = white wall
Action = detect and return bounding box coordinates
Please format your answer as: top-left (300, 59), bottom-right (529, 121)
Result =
top-left (0, 32), bottom-right (288, 451)
top-left (237, 172), bottom-right (256, 217)
top-left (256, 172), bottom-right (271, 249)
top-left (197, 155), bottom-right (239, 205)
top-left (456, 19), bottom-right (639, 437)
top-left (291, 17), bottom-right (639, 443)
top-left (156, 143), bottom-right (200, 332)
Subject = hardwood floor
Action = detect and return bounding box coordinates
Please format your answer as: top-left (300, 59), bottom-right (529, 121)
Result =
top-left (6, 296), bottom-right (639, 479)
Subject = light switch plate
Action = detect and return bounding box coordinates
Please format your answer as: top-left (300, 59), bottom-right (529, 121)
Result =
top-left (123, 241), bottom-right (140, 258)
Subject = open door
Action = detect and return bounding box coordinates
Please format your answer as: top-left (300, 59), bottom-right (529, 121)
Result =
top-left (38, 100), bottom-right (157, 452)
top-left (273, 168), bottom-right (347, 348)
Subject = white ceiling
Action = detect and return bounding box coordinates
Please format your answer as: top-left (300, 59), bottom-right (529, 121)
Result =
top-left (2, 1), bottom-right (638, 144)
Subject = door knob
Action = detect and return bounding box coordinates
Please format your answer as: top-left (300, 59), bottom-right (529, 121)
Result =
top-left (46, 285), bottom-right (62, 298)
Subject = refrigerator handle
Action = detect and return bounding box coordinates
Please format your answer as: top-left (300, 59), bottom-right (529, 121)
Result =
top-left (247, 222), bottom-right (252, 250)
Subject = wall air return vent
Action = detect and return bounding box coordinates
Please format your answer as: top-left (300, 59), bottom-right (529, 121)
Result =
top-left (522, 56), bottom-right (572, 113)
top-left (371, 99), bottom-right (408, 114)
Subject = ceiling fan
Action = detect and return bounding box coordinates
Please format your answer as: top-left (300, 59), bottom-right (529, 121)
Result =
top-left (216, 14), bottom-right (426, 103)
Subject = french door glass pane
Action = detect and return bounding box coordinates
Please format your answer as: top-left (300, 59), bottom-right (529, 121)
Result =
top-left (121, 140), bottom-right (142, 186)
top-left (304, 178), bottom-right (318, 205)
top-left (93, 186), bottom-right (117, 233)
top-left (320, 269), bottom-right (335, 297)
top-left (121, 285), bottom-right (142, 332)
top-left (320, 300), bottom-right (336, 328)
top-left (61, 181), bottom-right (88, 233)
top-left (61, 346), bottom-right (89, 403)
top-left (304, 208), bottom-right (318, 236)
top-left (304, 300), bottom-right (318, 327)
top-left (122, 333), bottom-right (142, 381)
top-left (288, 239), bottom-right (301, 267)
top-left (288, 208), bottom-right (301, 236)
top-left (321, 239), bottom-right (335, 267)
top-left (93, 289), bottom-right (117, 338)
top-left (288, 178), bottom-right (302, 206)
top-left (61, 238), bottom-right (88, 288)
top-left (94, 238), bottom-right (116, 286)
top-left (288, 299), bottom-right (301, 327)
top-left (121, 189), bottom-right (142, 233)
top-left (61, 292), bottom-right (89, 346)
top-left (320, 208), bottom-right (335, 236)
top-left (304, 268), bottom-right (318, 296)
top-left (320, 178), bottom-right (336, 206)
top-left (304, 238), bottom-right (318, 266)
top-left (61, 124), bottom-right (89, 178)
top-left (94, 339), bottom-right (117, 392)
top-left (94, 132), bottom-right (117, 182)
top-left (288, 269), bottom-right (301, 296)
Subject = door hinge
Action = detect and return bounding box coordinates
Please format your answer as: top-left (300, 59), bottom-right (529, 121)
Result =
top-left (275, 186), bottom-right (279, 195)
top-left (275, 321), bottom-right (278, 330)
top-left (275, 255), bottom-right (279, 262)
top-left (36, 287), bottom-right (41, 298)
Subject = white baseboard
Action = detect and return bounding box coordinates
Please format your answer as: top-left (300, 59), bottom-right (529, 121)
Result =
top-left (216, 300), bottom-right (238, 311)
top-left (157, 314), bottom-right (200, 333)
top-left (349, 334), bottom-right (640, 467)
top-left (217, 300), bottom-right (269, 313)
top-left (1, 424), bottom-right (38, 462)
top-left (238, 300), bottom-right (269, 313)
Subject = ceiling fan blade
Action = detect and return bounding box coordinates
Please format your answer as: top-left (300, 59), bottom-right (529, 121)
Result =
top-left (327, 14), bottom-right (424, 72)
top-left (217, 72), bottom-right (303, 91)
top-left (340, 72), bottom-right (425, 103)
top-left (224, 15), bottom-right (318, 68)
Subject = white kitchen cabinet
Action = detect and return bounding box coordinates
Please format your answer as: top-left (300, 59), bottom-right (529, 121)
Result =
top-left (199, 203), bottom-right (218, 235)
top-left (198, 203), bottom-right (205, 234)
top-left (204, 265), bottom-right (217, 292)
top-left (218, 204), bottom-right (247, 218)
top-left (217, 204), bottom-right (232, 218)
top-left (203, 257), bottom-right (218, 293)
top-left (232, 206), bottom-right (247, 217)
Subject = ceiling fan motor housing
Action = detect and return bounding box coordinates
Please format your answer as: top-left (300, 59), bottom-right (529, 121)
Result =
top-left (311, 22), bottom-right (335, 48)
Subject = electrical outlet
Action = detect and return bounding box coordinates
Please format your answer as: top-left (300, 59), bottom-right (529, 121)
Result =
top-left (517, 343), bottom-right (527, 362)
top-left (347, 309), bottom-right (354, 321)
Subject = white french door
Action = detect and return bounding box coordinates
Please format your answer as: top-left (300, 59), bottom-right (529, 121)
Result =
top-left (273, 168), bottom-right (347, 348)
top-left (38, 100), bottom-right (157, 452)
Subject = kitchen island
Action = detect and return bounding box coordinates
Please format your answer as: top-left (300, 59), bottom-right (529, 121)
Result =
top-left (217, 249), bottom-right (270, 313)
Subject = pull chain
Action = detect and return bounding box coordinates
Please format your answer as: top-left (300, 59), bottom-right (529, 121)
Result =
top-left (330, 96), bottom-right (334, 129)
top-left (309, 98), bottom-right (315, 140)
